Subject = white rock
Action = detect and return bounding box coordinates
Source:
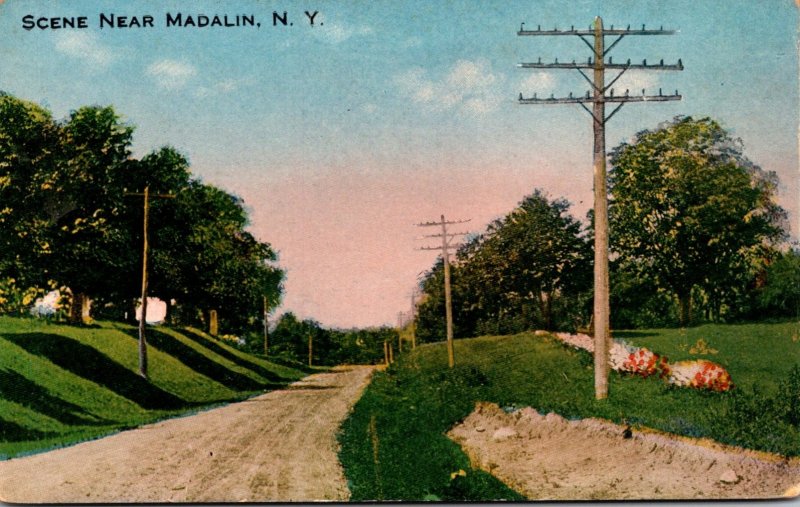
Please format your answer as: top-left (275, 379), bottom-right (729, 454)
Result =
top-left (719, 469), bottom-right (740, 484)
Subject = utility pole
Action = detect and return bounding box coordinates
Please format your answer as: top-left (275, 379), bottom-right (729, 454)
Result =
top-left (308, 333), bottom-right (313, 367)
top-left (517, 17), bottom-right (682, 399)
top-left (264, 296), bottom-right (269, 356)
top-left (416, 215), bottom-right (470, 368)
top-left (410, 290), bottom-right (417, 350)
top-left (125, 186), bottom-right (175, 379)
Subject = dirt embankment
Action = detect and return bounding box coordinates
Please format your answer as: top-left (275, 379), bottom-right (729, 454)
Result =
top-left (0, 365), bottom-right (376, 503)
top-left (448, 402), bottom-right (800, 500)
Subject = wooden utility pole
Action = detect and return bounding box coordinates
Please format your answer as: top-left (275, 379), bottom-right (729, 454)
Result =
top-left (125, 186), bottom-right (175, 380)
top-left (383, 340), bottom-right (389, 366)
top-left (517, 17), bottom-right (682, 399)
top-left (264, 296), bottom-right (269, 356)
top-left (410, 290), bottom-right (417, 350)
top-left (416, 215), bottom-right (470, 368)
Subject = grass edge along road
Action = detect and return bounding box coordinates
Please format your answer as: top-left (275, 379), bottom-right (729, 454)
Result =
top-left (338, 322), bottom-right (800, 501)
top-left (0, 316), bottom-right (308, 459)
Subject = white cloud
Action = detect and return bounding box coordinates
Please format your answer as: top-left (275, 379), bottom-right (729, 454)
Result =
top-left (146, 59), bottom-right (197, 90)
top-left (395, 59), bottom-right (505, 115)
top-left (314, 23), bottom-right (373, 44)
top-left (193, 77), bottom-right (252, 98)
top-left (519, 72), bottom-right (556, 93)
top-left (55, 32), bottom-right (113, 67)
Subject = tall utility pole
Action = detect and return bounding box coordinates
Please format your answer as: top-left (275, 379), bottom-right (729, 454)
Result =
top-left (416, 215), bottom-right (470, 368)
top-left (517, 17), bottom-right (682, 399)
top-left (125, 186), bottom-right (175, 379)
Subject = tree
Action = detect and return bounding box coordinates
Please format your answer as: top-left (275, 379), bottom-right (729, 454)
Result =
top-left (608, 117), bottom-right (787, 325)
top-left (40, 105), bottom-right (136, 323)
top-left (0, 93), bottom-right (61, 290)
top-left (416, 190), bottom-right (591, 340)
top-left (758, 248), bottom-right (800, 318)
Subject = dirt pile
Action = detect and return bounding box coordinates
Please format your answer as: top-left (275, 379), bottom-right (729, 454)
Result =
top-left (448, 402), bottom-right (800, 500)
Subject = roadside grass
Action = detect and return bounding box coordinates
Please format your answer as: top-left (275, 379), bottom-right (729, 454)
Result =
top-left (338, 323), bottom-right (800, 501)
top-left (0, 316), bottom-right (306, 459)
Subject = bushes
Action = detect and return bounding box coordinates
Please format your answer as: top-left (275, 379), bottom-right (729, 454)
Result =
top-left (703, 365), bottom-right (800, 455)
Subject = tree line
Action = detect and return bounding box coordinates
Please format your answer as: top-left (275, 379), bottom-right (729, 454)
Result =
top-left (415, 117), bottom-right (798, 342)
top-left (235, 312), bottom-right (398, 366)
top-left (0, 92), bottom-right (282, 334)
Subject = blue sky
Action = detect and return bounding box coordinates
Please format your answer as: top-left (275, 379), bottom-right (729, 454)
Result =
top-left (2, 0), bottom-right (798, 327)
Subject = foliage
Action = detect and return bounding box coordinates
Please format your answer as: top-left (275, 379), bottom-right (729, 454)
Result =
top-left (757, 248), bottom-right (800, 318)
top-left (416, 190), bottom-right (591, 342)
top-left (266, 312), bottom-right (396, 366)
top-left (0, 93), bottom-right (284, 336)
top-left (0, 316), bottom-right (304, 458)
top-left (608, 116), bottom-right (787, 325)
top-left (0, 94), bottom-right (61, 289)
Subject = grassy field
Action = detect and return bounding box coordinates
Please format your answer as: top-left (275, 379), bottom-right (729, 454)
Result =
top-left (0, 316), bottom-right (307, 459)
top-left (338, 322), bottom-right (800, 501)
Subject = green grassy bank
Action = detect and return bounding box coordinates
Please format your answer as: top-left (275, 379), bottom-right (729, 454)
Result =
top-left (0, 316), bottom-right (306, 459)
top-left (338, 322), bottom-right (800, 501)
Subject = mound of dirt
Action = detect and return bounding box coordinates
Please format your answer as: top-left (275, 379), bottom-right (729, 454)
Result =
top-left (448, 402), bottom-right (800, 500)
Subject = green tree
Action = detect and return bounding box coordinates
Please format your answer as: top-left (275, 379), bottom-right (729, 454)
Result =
top-left (416, 190), bottom-right (591, 340)
top-left (0, 93), bottom-right (60, 291)
top-left (608, 117), bottom-right (787, 325)
top-left (46, 106), bottom-right (136, 323)
top-left (758, 248), bottom-right (800, 318)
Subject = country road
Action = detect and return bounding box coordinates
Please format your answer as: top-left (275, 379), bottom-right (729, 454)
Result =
top-left (0, 365), bottom-right (376, 503)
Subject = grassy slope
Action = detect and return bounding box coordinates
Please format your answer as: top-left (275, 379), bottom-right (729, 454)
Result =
top-left (0, 316), bottom-right (305, 459)
top-left (338, 323), bottom-right (800, 501)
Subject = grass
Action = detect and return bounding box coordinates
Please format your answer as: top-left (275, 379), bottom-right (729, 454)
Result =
top-left (0, 316), bottom-right (306, 459)
top-left (338, 322), bottom-right (800, 501)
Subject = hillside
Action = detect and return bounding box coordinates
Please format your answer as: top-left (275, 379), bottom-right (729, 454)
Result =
top-left (338, 323), bottom-right (800, 500)
top-left (0, 316), bottom-right (306, 459)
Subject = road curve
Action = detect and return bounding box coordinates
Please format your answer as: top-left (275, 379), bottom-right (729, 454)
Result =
top-left (0, 365), bottom-right (376, 503)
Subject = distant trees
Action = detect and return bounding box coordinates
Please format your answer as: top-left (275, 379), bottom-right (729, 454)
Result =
top-left (0, 92), bottom-right (283, 333)
top-left (260, 312), bottom-right (395, 365)
top-left (609, 117), bottom-right (787, 325)
top-left (416, 190), bottom-right (592, 341)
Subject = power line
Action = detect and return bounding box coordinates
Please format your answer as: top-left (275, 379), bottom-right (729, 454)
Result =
top-left (517, 16), bottom-right (682, 400)
top-left (416, 215), bottom-right (471, 368)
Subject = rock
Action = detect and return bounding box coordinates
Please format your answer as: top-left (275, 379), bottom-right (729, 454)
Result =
top-left (492, 427), bottom-right (518, 441)
top-left (719, 469), bottom-right (740, 484)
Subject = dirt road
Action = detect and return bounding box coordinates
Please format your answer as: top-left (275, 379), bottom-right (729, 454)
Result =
top-left (0, 365), bottom-right (375, 503)
top-left (449, 402), bottom-right (800, 500)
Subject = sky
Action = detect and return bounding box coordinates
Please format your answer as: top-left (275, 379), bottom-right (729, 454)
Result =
top-left (2, 0), bottom-right (798, 328)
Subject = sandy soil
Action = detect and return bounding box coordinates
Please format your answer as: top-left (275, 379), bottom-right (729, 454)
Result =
top-left (0, 365), bottom-right (376, 503)
top-left (448, 402), bottom-right (800, 501)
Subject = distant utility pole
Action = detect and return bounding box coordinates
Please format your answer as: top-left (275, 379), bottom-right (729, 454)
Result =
top-left (308, 333), bottom-right (313, 367)
top-left (517, 17), bottom-right (682, 399)
top-left (263, 296), bottom-right (270, 356)
top-left (416, 215), bottom-right (470, 368)
top-left (410, 290), bottom-right (417, 350)
top-left (125, 185), bottom-right (175, 380)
